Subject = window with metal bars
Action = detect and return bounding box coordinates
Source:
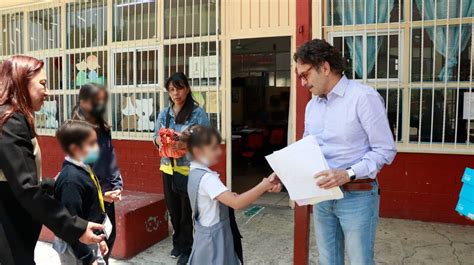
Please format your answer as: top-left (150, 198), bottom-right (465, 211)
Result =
top-left (66, 0), bottom-right (107, 49)
top-left (34, 56), bottom-right (64, 131)
top-left (163, 41), bottom-right (221, 129)
top-left (164, 42), bottom-right (219, 86)
top-left (113, 0), bottom-right (157, 42)
top-left (9, 0), bottom-right (220, 139)
top-left (0, 12), bottom-right (24, 56)
top-left (164, 0), bottom-right (218, 39)
top-left (163, 0), bottom-right (221, 132)
top-left (111, 48), bottom-right (159, 135)
top-left (325, 0), bottom-right (474, 150)
top-left (28, 7), bottom-right (61, 51)
top-left (113, 48), bottom-right (159, 87)
top-left (331, 32), bottom-right (401, 81)
top-left (111, 92), bottom-right (158, 133)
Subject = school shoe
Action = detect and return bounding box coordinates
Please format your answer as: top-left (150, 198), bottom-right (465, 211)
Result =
top-left (177, 253), bottom-right (190, 265)
top-left (170, 248), bottom-right (181, 259)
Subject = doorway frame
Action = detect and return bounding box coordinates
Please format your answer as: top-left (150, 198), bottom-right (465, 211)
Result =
top-left (225, 35), bottom-right (297, 189)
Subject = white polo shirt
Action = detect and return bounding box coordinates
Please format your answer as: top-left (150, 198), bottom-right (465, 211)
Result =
top-left (190, 161), bottom-right (229, 227)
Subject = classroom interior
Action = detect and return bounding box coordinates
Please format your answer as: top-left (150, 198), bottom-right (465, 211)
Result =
top-left (230, 37), bottom-right (291, 201)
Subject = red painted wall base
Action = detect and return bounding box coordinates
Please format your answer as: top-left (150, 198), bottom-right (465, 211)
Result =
top-left (38, 136), bottom-right (227, 193)
top-left (378, 152), bottom-right (474, 226)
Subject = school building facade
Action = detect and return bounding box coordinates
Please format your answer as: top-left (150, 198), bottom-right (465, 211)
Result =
top-left (0, 0), bottom-right (473, 262)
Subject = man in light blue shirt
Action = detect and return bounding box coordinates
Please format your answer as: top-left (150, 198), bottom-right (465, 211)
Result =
top-left (294, 39), bottom-right (397, 265)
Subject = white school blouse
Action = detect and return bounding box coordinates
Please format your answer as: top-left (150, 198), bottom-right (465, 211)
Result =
top-left (189, 161), bottom-right (229, 227)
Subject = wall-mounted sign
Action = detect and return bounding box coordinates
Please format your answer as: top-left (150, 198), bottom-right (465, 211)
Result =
top-left (463, 92), bottom-right (474, 120)
top-left (188, 55), bottom-right (218, 79)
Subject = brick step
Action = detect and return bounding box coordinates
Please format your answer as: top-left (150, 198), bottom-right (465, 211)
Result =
top-left (39, 190), bottom-right (168, 259)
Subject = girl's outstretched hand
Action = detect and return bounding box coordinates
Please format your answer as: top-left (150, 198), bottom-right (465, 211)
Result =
top-left (260, 175), bottom-right (275, 191)
top-left (266, 173), bottom-right (283, 193)
top-left (269, 183), bottom-right (282, 193)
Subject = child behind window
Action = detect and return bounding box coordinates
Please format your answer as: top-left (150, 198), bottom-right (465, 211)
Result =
top-left (53, 120), bottom-right (109, 265)
top-left (183, 125), bottom-right (282, 265)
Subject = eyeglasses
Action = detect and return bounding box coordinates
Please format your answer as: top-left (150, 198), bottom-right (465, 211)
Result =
top-left (296, 66), bottom-right (313, 82)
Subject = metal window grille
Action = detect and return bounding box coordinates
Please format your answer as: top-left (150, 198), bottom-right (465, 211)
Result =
top-left (0, 12), bottom-right (24, 56)
top-left (325, 0), bottom-right (474, 153)
top-left (163, 0), bottom-right (221, 130)
top-left (29, 7), bottom-right (61, 51)
top-left (0, 0), bottom-right (221, 141)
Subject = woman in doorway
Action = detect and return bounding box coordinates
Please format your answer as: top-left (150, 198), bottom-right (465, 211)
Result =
top-left (72, 83), bottom-right (123, 263)
top-left (0, 56), bottom-right (104, 265)
top-left (154, 72), bottom-right (210, 265)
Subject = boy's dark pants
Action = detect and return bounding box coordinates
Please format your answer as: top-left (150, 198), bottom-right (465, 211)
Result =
top-left (163, 173), bottom-right (193, 255)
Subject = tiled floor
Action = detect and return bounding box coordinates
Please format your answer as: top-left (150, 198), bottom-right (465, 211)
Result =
top-left (254, 192), bottom-right (290, 207)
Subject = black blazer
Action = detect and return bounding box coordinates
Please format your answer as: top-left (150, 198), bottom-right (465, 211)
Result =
top-left (0, 112), bottom-right (88, 265)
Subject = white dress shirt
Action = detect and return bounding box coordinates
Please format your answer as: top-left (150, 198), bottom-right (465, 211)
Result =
top-left (304, 75), bottom-right (397, 179)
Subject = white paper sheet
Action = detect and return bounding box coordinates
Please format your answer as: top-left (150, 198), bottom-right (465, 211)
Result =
top-left (103, 214), bottom-right (113, 239)
top-left (265, 136), bottom-right (343, 205)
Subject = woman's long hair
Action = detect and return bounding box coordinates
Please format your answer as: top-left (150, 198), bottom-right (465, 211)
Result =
top-left (72, 83), bottom-right (110, 132)
top-left (165, 72), bottom-right (197, 124)
top-left (0, 55), bottom-right (44, 133)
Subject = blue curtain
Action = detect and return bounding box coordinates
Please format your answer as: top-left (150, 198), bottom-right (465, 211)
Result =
top-left (336, 0), bottom-right (395, 78)
top-left (415, 0), bottom-right (473, 81)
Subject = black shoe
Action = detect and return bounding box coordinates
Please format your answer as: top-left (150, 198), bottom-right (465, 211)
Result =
top-left (170, 248), bottom-right (181, 259)
top-left (177, 253), bottom-right (190, 265)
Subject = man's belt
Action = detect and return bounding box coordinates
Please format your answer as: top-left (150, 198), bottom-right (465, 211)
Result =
top-left (342, 178), bottom-right (375, 191)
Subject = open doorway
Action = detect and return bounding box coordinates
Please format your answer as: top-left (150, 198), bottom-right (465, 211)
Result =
top-left (230, 37), bottom-right (291, 204)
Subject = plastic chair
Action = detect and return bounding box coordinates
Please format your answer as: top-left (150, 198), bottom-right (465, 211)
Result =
top-left (269, 128), bottom-right (285, 146)
top-left (242, 133), bottom-right (264, 159)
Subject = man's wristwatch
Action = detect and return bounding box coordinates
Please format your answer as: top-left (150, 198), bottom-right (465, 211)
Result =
top-left (346, 167), bottom-right (356, 182)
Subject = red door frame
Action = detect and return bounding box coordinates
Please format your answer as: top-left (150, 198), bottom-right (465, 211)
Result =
top-left (294, 1), bottom-right (312, 264)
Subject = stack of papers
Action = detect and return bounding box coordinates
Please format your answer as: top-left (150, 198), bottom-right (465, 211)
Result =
top-left (265, 136), bottom-right (343, 206)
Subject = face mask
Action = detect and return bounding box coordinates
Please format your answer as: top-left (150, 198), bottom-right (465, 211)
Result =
top-left (82, 145), bottom-right (100, 165)
top-left (91, 103), bottom-right (106, 118)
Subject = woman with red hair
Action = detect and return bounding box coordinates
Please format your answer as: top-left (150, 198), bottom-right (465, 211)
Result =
top-left (0, 55), bottom-right (105, 265)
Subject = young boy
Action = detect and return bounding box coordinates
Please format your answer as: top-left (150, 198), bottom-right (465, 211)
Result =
top-left (183, 125), bottom-right (282, 265)
top-left (53, 120), bottom-right (109, 265)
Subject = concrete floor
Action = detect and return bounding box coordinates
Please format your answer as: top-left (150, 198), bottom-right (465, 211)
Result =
top-left (35, 205), bottom-right (474, 265)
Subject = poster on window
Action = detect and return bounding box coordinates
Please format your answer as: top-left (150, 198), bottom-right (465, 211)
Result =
top-left (188, 55), bottom-right (217, 79)
top-left (207, 91), bottom-right (218, 113)
top-left (463, 92), bottom-right (474, 120)
top-left (120, 95), bottom-right (155, 132)
top-left (35, 100), bottom-right (59, 129)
